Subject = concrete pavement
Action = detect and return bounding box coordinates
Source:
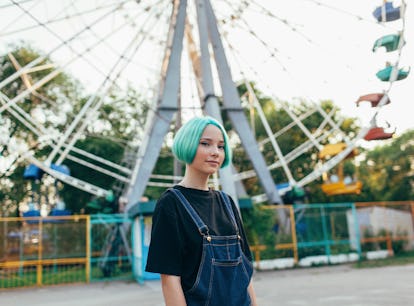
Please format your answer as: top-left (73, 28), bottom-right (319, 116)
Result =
top-left (1, 263), bottom-right (413, 306)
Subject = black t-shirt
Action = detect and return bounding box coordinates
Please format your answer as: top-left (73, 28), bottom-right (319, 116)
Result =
top-left (145, 185), bottom-right (252, 291)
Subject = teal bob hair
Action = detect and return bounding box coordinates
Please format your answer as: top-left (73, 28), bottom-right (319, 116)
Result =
top-left (172, 116), bottom-right (232, 168)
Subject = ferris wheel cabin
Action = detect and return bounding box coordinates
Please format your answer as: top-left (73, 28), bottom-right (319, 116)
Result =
top-left (364, 127), bottom-right (395, 141)
top-left (355, 93), bottom-right (390, 108)
top-left (372, 1), bottom-right (401, 22)
top-left (319, 143), bottom-right (362, 196)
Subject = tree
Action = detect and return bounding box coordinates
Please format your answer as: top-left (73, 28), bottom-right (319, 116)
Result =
top-left (0, 44), bottom-right (82, 216)
top-left (4, 42), bottom-right (410, 217)
top-left (229, 82), bottom-right (360, 202)
top-left (357, 129), bottom-right (414, 202)
top-left (0, 44), bottom-right (151, 215)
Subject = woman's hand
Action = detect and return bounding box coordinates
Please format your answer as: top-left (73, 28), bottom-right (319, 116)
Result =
top-left (248, 280), bottom-right (259, 306)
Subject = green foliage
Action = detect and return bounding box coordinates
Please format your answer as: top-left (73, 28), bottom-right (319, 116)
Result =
top-left (0, 166), bottom-right (27, 216)
top-left (62, 137), bottom-right (124, 213)
top-left (392, 230), bottom-right (408, 255)
top-left (0, 44), bottom-right (83, 215)
top-left (1, 44), bottom-right (82, 134)
top-left (377, 228), bottom-right (407, 255)
top-left (361, 227), bottom-right (408, 255)
top-left (0, 44), bottom-right (152, 214)
top-left (230, 84), bottom-right (368, 202)
top-left (41, 221), bottom-right (87, 258)
top-left (2, 43), bottom-right (413, 217)
top-left (241, 206), bottom-right (278, 259)
top-left (354, 250), bottom-right (414, 269)
top-left (144, 146), bottom-right (176, 200)
top-left (308, 127), bottom-right (414, 203)
top-left (357, 129), bottom-right (414, 202)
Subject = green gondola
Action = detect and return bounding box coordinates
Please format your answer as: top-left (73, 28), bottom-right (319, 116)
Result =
top-left (376, 66), bottom-right (410, 81)
top-left (373, 34), bottom-right (403, 52)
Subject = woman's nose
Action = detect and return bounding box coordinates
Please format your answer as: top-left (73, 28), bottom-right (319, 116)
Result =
top-left (210, 146), bottom-right (219, 155)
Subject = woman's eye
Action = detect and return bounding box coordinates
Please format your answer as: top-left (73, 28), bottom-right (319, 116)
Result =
top-left (218, 145), bottom-right (225, 150)
top-left (200, 142), bottom-right (209, 146)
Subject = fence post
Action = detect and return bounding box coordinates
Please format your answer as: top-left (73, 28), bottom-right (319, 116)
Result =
top-left (37, 218), bottom-right (43, 286)
top-left (289, 205), bottom-right (299, 264)
top-left (320, 206), bottom-right (331, 260)
top-left (351, 203), bottom-right (362, 259)
top-left (86, 215), bottom-right (91, 283)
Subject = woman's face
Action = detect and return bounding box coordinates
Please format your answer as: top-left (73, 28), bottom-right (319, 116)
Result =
top-left (189, 124), bottom-right (225, 176)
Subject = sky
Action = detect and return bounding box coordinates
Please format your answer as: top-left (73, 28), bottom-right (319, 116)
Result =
top-left (229, 0), bottom-right (413, 135)
top-left (1, 0), bottom-right (412, 135)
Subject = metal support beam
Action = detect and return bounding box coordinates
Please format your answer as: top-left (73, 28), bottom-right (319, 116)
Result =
top-left (204, 0), bottom-right (282, 204)
top-left (126, 0), bottom-right (188, 214)
top-left (127, 0), bottom-right (283, 220)
top-left (195, 0), bottom-right (238, 207)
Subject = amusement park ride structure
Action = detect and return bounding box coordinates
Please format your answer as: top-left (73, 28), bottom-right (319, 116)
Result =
top-left (0, 0), bottom-right (409, 279)
top-left (0, 0), bottom-right (409, 215)
top-left (318, 0), bottom-right (408, 195)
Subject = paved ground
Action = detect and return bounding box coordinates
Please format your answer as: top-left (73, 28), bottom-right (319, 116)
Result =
top-left (1, 264), bottom-right (414, 306)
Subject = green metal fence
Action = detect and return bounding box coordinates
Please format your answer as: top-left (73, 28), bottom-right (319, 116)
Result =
top-left (90, 214), bottom-right (133, 282)
top-left (1, 201), bottom-right (413, 289)
top-left (248, 201), bottom-right (414, 270)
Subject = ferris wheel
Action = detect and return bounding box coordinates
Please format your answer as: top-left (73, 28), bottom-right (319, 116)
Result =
top-left (0, 0), bottom-right (409, 212)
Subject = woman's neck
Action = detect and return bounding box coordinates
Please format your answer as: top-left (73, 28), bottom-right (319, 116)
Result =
top-left (178, 181), bottom-right (209, 191)
top-left (179, 167), bottom-right (210, 190)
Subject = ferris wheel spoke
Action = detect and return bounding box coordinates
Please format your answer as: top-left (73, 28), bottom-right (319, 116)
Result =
top-left (0, 3), bottom-right (128, 92)
top-left (244, 80), bottom-right (296, 184)
top-left (45, 15), bottom-right (163, 163)
top-left (258, 108), bottom-right (317, 147)
top-left (24, 153), bottom-right (110, 197)
top-left (1, 90), bottom-right (132, 180)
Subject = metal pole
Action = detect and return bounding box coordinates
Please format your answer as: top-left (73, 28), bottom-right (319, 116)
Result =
top-left (195, 0), bottom-right (238, 206)
top-left (203, 0), bottom-right (282, 204)
top-left (126, 0), bottom-right (188, 214)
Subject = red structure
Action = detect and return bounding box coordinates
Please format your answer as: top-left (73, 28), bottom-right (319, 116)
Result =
top-left (356, 93), bottom-right (390, 107)
top-left (364, 127), bottom-right (394, 141)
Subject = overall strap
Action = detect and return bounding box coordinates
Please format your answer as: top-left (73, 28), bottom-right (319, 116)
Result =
top-left (219, 191), bottom-right (240, 235)
top-left (169, 188), bottom-right (209, 236)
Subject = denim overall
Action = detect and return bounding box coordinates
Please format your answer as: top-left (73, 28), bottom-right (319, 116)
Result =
top-left (170, 188), bottom-right (253, 306)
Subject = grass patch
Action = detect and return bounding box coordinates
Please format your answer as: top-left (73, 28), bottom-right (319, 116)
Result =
top-left (0, 262), bottom-right (133, 289)
top-left (353, 251), bottom-right (414, 269)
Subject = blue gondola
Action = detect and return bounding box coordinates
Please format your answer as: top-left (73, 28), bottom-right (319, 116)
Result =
top-left (276, 182), bottom-right (290, 195)
top-left (47, 208), bottom-right (72, 223)
top-left (23, 208), bottom-right (41, 224)
top-left (23, 164), bottom-right (43, 180)
top-left (51, 163), bottom-right (70, 176)
top-left (373, 2), bottom-right (401, 22)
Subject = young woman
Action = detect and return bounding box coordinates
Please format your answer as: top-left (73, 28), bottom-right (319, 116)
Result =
top-left (145, 116), bottom-right (258, 306)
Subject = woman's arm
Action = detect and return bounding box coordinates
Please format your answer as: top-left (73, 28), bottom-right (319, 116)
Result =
top-left (161, 274), bottom-right (187, 306)
top-left (248, 280), bottom-right (259, 306)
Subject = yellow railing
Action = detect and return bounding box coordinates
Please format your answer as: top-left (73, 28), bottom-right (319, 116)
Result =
top-left (0, 215), bottom-right (90, 288)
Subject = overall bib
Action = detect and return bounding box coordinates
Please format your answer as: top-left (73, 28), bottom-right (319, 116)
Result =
top-left (170, 188), bottom-right (253, 306)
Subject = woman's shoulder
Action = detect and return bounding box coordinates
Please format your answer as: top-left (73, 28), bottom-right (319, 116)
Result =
top-left (158, 187), bottom-right (176, 200)
top-left (214, 189), bottom-right (236, 205)
top-left (154, 188), bottom-right (181, 215)
top-left (215, 190), bottom-right (242, 217)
